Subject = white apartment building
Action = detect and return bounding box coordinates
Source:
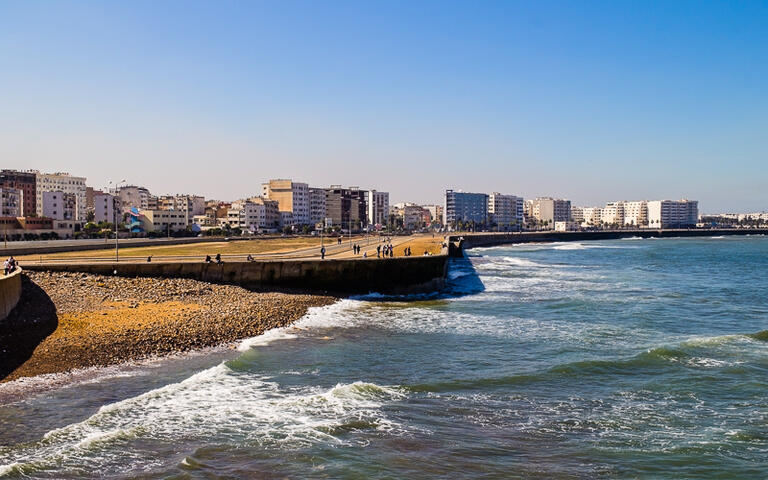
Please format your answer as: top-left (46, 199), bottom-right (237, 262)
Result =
top-left (247, 196), bottom-right (281, 231)
top-left (0, 188), bottom-right (23, 217)
top-left (309, 187), bottom-right (327, 226)
top-left (139, 209), bottom-right (187, 233)
top-left (93, 193), bottom-right (119, 223)
top-left (571, 206), bottom-right (585, 224)
top-left (42, 191), bottom-right (77, 221)
top-left (601, 202), bottom-right (625, 226)
top-left (227, 201), bottom-right (264, 233)
top-left (647, 200), bottom-right (698, 228)
top-left (35, 172), bottom-right (87, 220)
top-left (262, 179), bottom-right (310, 226)
top-left (366, 190), bottom-right (389, 229)
top-left (623, 201), bottom-right (648, 227)
top-left (580, 207), bottom-right (603, 227)
top-left (487, 193), bottom-right (522, 230)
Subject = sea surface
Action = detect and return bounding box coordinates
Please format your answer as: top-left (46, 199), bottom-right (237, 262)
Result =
top-left (1, 236), bottom-right (767, 479)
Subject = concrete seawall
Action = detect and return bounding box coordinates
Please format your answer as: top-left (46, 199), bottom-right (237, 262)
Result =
top-left (23, 256), bottom-right (449, 295)
top-left (450, 229), bottom-right (768, 249)
top-left (0, 268), bottom-right (22, 322)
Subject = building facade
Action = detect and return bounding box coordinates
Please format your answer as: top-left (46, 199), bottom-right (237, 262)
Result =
top-left (0, 170), bottom-right (36, 217)
top-left (93, 193), bottom-right (120, 224)
top-left (309, 187), bottom-right (327, 226)
top-left (0, 188), bottom-right (23, 217)
top-left (42, 191), bottom-right (77, 221)
top-left (647, 200), bottom-right (698, 228)
top-left (623, 201), bottom-right (648, 227)
top-left (35, 172), bottom-right (87, 220)
top-left (325, 186), bottom-right (367, 230)
top-left (365, 190), bottom-right (389, 229)
top-left (444, 190), bottom-right (488, 227)
top-left (262, 179), bottom-right (310, 226)
top-left (529, 197), bottom-right (571, 227)
top-left (139, 209), bottom-right (188, 233)
top-left (487, 193), bottom-right (522, 230)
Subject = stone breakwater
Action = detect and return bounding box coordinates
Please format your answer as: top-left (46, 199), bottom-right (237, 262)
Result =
top-left (0, 272), bottom-right (336, 382)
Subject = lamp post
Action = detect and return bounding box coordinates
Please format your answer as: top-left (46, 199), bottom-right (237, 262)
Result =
top-left (108, 179), bottom-right (126, 262)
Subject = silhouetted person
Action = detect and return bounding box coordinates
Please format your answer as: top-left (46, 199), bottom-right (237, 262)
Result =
top-left (205, 255), bottom-right (212, 263)
top-left (215, 253), bottom-right (222, 264)
top-left (321, 246), bottom-right (326, 259)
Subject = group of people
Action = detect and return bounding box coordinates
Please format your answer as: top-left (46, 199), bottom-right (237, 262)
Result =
top-left (205, 253), bottom-right (223, 264)
top-left (3, 256), bottom-right (17, 275)
top-left (376, 243), bottom-right (394, 258)
top-left (351, 244), bottom-right (362, 255)
top-left (402, 246), bottom-right (413, 256)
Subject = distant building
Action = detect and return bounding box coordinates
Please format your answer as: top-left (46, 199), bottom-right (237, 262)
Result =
top-left (365, 190), bottom-right (389, 229)
top-left (571, 206), bottom-right (585, 224)
top-left (0, 187), bottom-right (23, 217)
top-left (0, 170), bottom-right (36, 216)
top-left (391, 203), bottom-right (425, 230)
top-left (93, 193), bottom-right (120, 224)
top-left (423, 205), bottom-right (444, 226)
top-left (580, 207), bottom-right (603, 227)
top-left (487, 193), bottom-right (523, 230)
top-left (528, 197), bottom-right (571, 228)
top-left (139, 209), bottom-right (187, 233)
top-left (117, 185), bottom-right (154, 211)
top-left (309, 187), bottom-right (327, 226)
top-left (262, 179), bottom-right (310, 226)
top-left (647, 200), bottom-right (698, 228)
top-left (444, 190), bottom-right (488, 227)
top-left (35, 172), bottom-right (87, 220)
top-left (325, 186), bottom-right (367, 230)
top-left (42, 191), bottom-right (77, 221)
top-left (159, 194), bottom-right (205, 225)
top-left (246, 196), bottom-right (281, 231)
top-left (623, 201), bottom-right (648, 227)
top-left (600, 201), bottom-right (625, 226)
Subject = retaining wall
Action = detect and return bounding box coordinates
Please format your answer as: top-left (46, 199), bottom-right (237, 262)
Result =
top-left (23, 256), bottom-right (449, 295)
top-left (451, 229), bottom-right (768, 249)
top-left (0, 268), bottom-right (22, 322)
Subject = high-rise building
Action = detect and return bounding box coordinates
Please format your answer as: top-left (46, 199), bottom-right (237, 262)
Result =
top-left (444, 190), bottom-right (488, 227)
top-left (262, 179), bottom-right (310, 226)
top-left (487, 193), bottom-right (523, 230)
top-left (647, 200), bottom-right (698, 228)
top-left (0, 170), bottom-right (36, 217)
top-left (528, 197), bottom-right (571, 227)
top-left (623, 201), bottom-right (648, 227)
top-left (325, 186), bottom-right (367, 230)
top-left (309, 187), bottom-right (327, 226)
top-left (600, 201), bottom-right (625, 226)
top-left (365, 190), bottom-right (389, 229)
top-left (35, 172), bottom-right (87, 220)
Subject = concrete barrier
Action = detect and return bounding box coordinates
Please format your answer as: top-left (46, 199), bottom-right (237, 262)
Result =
top-left (450, 229), bottom-right (768, 249)
top-left (0, 268), bottom-right (22, 322)
top-left (23, 256), bottom-right (449, 295)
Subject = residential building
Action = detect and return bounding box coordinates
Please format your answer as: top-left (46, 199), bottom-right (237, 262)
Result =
top-left (423, 205), bottom-right (444, 226)
top-left (580, 207), bottom-right (603, 227)
top-left (325, 186), bottom-right (367, 230)
top-left (42, 191), bottom-right (77, 221)
top-left (309, 187), bottom-right (327, 226)
top-left (601, 201), bottom-right (625, 226)
top-left (487, 193), bottom-right (522, 230)
top-left (247, 196), bottom-right (281, 231)
top-left (117, 185), bottom-right (153, 211)
top-left (138, 209), bottom-right (187, 233)
top-left (262, 179), bottom-right (310, 226)
top-left (555, 221), bottom-right (579, 231)
top-left (159, 195), bottom-right (205, 224)
top-left (0, 187), bottom-right (23, 217)
top-left (93, 193), bottom-right (120, 224)
top-left (392, 203), bottom-right (425, 230)
top-left (0, 170), bottom-right (36, 216)
top-left (647, 200), bottom-right (698, 228)
top-left (571, 206), bottom-right (585, 224)
top-left (365, 190), bottom-right (389, 229)
top-left (528, 197), bottom-right (571, 227)
top-left (623, 201), bottom-right (648, 227)
top-left (444, 190), bottom-right (488, 227)
top-left (35, 172), bottom-right (87, 220)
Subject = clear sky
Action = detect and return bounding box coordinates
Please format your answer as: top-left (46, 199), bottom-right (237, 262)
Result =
top-left (1, 0), bottom-right (766, 212)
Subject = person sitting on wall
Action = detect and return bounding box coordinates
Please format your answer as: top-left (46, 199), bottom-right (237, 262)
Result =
top-left (205, 255), bottom-right (212, 263)
top-left (2, 258), bottom-right (8, 276)
top-left (147, 256), bottom-right (152, 263)
top-left (215, 253), bottom-right (222, 264)
top-left (246, 254), bottom-right (254, 262)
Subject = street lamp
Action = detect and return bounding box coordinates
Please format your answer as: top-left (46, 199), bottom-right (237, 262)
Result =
top-left (107, 179), bottom-right (126, 262)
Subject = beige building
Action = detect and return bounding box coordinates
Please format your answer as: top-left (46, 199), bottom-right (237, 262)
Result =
top-left (158, 194), bottom-right (205, 224)
top-left (139, 209), bottom-right (187, 233)
top-left (487, 193), bottom-right (522, 230)
top-left (35, 172), bottom-right (87, 220)
top-left (262, 179), bottom-right (310, 226)
top-left (117, 185), bottom-right (154, 211)
top-left (600, 202), bottom-right (625, 226)
top-left (528, 197), bottom-right (571, 228)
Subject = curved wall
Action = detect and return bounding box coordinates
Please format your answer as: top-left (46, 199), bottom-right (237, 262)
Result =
top-left (0, 268), bottom-right (22, 321)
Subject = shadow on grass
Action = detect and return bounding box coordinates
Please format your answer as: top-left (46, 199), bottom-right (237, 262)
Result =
top-left (0, 274), bottom-right (58, 381)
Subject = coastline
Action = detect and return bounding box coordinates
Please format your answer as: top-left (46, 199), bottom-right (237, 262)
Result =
top-left (0, 272), bottom-right (337, 384)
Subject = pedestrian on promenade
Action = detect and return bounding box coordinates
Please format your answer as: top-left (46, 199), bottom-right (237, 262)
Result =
top-left (147, 256), bottom-right (152, 263)
top-left (376, 245), bottom-right (381, 258)
top-left (321, 246), bottom-right (326, 259)
top-left (2, 258), bottom-right (8, 275)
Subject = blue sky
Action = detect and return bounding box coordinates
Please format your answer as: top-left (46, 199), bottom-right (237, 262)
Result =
top-left (1, 0), bottom-right (766, 211)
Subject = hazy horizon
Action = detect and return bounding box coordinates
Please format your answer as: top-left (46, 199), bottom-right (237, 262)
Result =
top-left (1, 1), bottom-right (766, 212)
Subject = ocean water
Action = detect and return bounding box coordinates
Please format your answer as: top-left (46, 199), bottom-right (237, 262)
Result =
top-left (1, 236), bottom-right (767, 479)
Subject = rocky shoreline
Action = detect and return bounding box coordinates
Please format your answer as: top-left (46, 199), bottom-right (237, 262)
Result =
top-left (0, 272), bottom-right (336, 382)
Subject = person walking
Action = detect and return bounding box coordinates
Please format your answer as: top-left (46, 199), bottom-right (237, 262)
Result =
top-left (376, 245), bottom-right (381, 258)
top-left (321, 246), bottom-right (326, 259)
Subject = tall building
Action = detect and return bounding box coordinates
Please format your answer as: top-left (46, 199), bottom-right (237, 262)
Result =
top-left (42, 191), bottom-right (77, 221)
top-left (0, 170), bottom-right (36, 217)
top-left (116, 185), bottom-right (153, 211)
top-left (601, 201), bottom-right (625, 226)
top-left (93, 193), bottom-right (120, 223)
top-left (325, 186), bottom-right (367, 230)
top-left (309, 187), bottom-right (327, 226)
top-left (647, 200), bottom-right (698, 228)
top-left (35, 172), bottom-right (87, 220)
top-left (0, 187), bottom-right (23, 217)
top-left (444, 190), bottom-right (488, 227)
top-left (262, 179), bottom-right (310, 226)
top-left (365, 190), bottom-right (389, 229)
top-left (623, 201), bottom-right (648, 227)
top-left (528, 197), bottom-right (571, 227)
top-left (487, 193), bottom-right (523, 230)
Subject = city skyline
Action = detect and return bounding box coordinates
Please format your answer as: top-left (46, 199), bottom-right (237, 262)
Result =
top-left (2, 1), bottom-right (767, 210)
